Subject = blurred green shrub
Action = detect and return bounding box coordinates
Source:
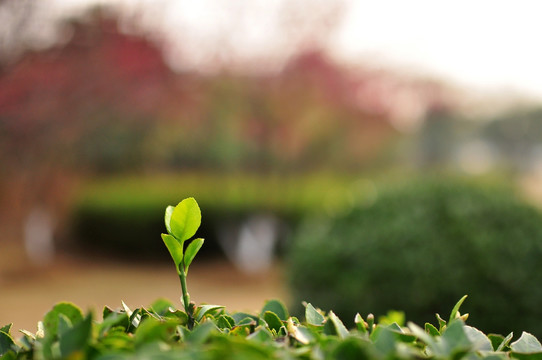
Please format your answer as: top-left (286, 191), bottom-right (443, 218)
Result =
top-left (70, 173), bottom-right (356, 259)
top-left (287, 177), bottom-right (542, 337)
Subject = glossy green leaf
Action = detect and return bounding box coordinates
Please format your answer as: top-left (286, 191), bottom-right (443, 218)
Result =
top-left (59, 313), bottom-right (92, 358)
top-left (328, 311), bottom-right (349, 339)
top-left (291, 325), bottom-right (315, 345)
top-left (408, 322), bottom-right (439, 352)
top-left (260, 299), bottom-right (289, 321)
top-left (0, 330), bottom-right (15, 357)
top-left (43, 302), bottom-right (84, 339)
top-left (0, 325), bottom-right (11, 335)
top-left (195, 305), bottom-right (225, 322)
top-left (99, 312), bottom-right (130, 336)
top-left (354, 313), bottom-right (367, 333)
top-left (163, 309), bottom-right (188, 325)
top-left (184, 238), bottom-right (204, 273)
top-left (216, 315), bottom-right (235, 330)
top-left (386, 323), bottom-right (416, 343)
top-left (511, 353), bottom-right (542, 360)
top-left (497, 332), bottom-right (514, 352)
top-left (263, 311), bottom-right (283, 333)
top-left (95, 328), bottom-right (133, 354)
top-left (229, 325), bottom-right (251, 337)
top-left (133, 318), bottom-right (177, 347)
top-left (232, 313), bottom-right (259, 326)
top-left (425, 322), bottom-right (440, 336)
top-left (448, 295), bottom-right (468, 324)
top-left (464, 325), bottom-right (492, 351)
top-left (373, 327), bottom-right (397, 355)
top-left (247, 328), bottom-right (273, 342)
top-left (150, 298), bottom-right (175, 317)
top-left (161, 234), bottom-right (183, 271)
top-left (164, 205), bottom-right (174, 235)
top-left (57, 314), bottom-right (73, 336)
top-left (511, 332), bottom-right (542, 353)
top-left (170, 198), bottom-right (201, 242)
top-left (0, 349), bottom-right (16, 360)
top-left (488, 334), bottom-right (505, 351)
top-left (441, 320), bottom-right (471, 355)
top-left (436, 313), bottom-right (447, 331)
top-left (185, 321), bottom-right (217, 344)
top-left (305, 303), bottom-right (325, 326)
top-left (331, 337), bottom-right (370, 360)
top-left (102, 306), bottom-right (114, 320)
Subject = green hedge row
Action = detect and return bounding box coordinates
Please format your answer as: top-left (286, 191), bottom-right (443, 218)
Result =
top-left (69, 173), bottom-right (359, 258)
top-left (287, 177), bottom-right (542, 338)
top-left (4, 296), bottom-right (542, 359)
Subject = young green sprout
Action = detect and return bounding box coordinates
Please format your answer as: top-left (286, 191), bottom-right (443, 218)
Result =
top-left (162, 197), bottom-right (204, 327)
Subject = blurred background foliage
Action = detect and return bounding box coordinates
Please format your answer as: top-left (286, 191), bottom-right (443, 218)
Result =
top-left (287, 177), bottom-right (542, 337)
top-left (2, 0), bottom-right (542, 334)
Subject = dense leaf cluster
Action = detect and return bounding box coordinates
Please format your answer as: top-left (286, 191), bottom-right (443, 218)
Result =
top-left (4, 196), bottom-right (542, 359)
top-left (3, 297), bottom-right (542, 360)
top-left (287, 178), bottom-right (542, 336)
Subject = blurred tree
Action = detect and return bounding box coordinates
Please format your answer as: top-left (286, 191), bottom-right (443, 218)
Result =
top-left (480, 107), bottom-right (542, 173)
top-left (0, 4), bottom-right (447, 261)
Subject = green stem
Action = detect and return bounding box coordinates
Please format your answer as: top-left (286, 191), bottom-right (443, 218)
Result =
top-left (178, 263), bottom-right (194, 329)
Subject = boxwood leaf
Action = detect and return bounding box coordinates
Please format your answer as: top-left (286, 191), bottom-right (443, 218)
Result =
top-left (59, 313), bottom-right (92, 358)
top-left (332, 337), bottom-right (369, 359)
top-left (305, 303), bottom-right (325, 326)
top-left (102, 306), bottom-right (114, 320)
top-left (247, 328), bottom-right (273, 342)
top-left (464, 325), bottom-right (492, 351)
top-left (408, 322), bottom-right (439, 352)
top-left (263, 311), bottom-right (283, 333)
top-left (43, 302), bottom-right (84, 339)
top-left (260, 299), bottom-right (289, 321)
top-left (150, 298), bottom-right (175, 317)
top-left (497, 332), bottom-right (514, 352)
top-left (164, 309), bottom-right (188, 326)
top-left (441, 320), bottom-right (471, 354)
top-left (425, 322), bottom-right (440, 336)
top-left (170, 198), bottom-right (201, 242)
top-left (133, 318), bottom-right (178, 348)
top-left (185, 321), bottom-right (217, 344)
top-left (232, 313), bottom-right (259, 325)
top-left (195, 305), bottom-right (225, 322)
top-left (373, 327), bottom-right (397, 354)
top-left (184, 238), bottom-right (204, 273)
top-left (511, 332), bottom-right (542, 353)
top-left (436, 313), bottom-right (447, 331)
top-left (164, 205), bottom-right (174, 235)
top-left (448, 295), bottom-right (468, 324)
top-left (0, 330), bottom-right (15, 356)
top-left (216, 315), bottom-right (235, 330)
top-left (161, 234), bottom-right (183, 271)
top-left (291, 325), bottom-right (315, 345)
top-left (328, 311), bottom-right (349, 339)
top-left (99, 312), bottom-right (130, 336)
top-left (57, 314), bottom-right (73, 336)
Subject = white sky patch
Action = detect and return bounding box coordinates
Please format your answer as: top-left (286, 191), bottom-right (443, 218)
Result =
top-left (330, 0), bottom-right (542, 98)
top-left (39, 0), bottom-right (542, 99)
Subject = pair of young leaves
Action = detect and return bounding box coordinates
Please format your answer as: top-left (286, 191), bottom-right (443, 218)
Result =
top-left (161, 197), bottom-right (204, 275)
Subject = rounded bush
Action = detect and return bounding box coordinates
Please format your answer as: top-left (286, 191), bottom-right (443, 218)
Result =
top-left (287, 178), bottom-right (542, 336)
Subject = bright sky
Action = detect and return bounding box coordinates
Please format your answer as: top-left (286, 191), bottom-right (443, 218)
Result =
top-left (45, 0), bottom-right (542, 99)
top-left (331, 0), bottom-right (542, 99)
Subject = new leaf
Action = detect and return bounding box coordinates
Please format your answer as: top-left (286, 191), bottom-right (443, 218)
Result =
top-left (170, 198), bottom-right (201, 242)
top-left (184, 238), bottom-right (204, 273)
top-left (161, 234), bottom-right (183, 273)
